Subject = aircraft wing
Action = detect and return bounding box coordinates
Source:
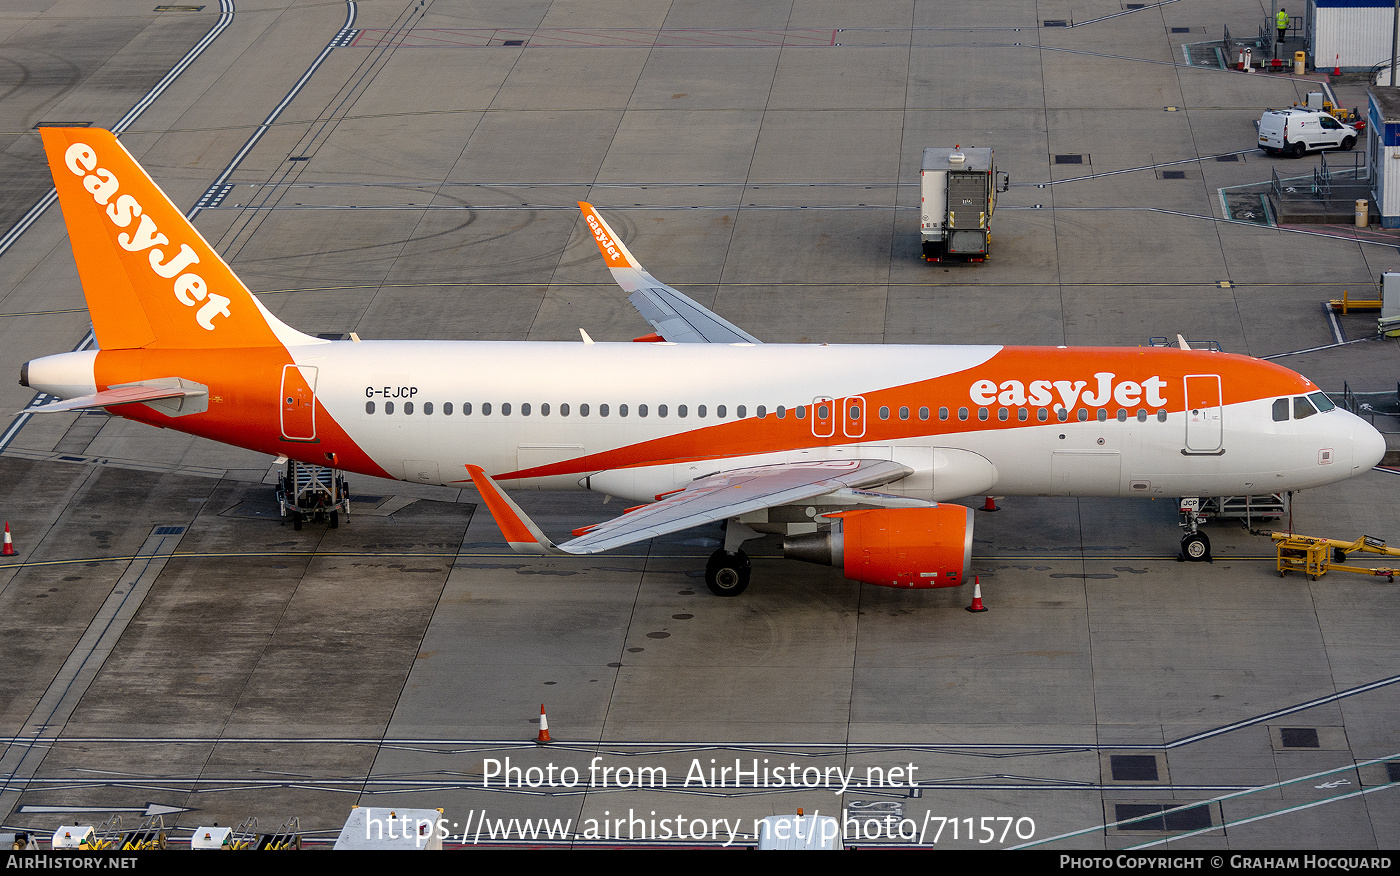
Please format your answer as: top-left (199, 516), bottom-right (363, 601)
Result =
top-left (467, 459), bottom-right (912, 555)
top-left (579, 202), bottom-right (761, 345)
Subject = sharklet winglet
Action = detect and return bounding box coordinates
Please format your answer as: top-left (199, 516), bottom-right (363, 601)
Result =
top-left (465, 464), bottom-right (569, 556)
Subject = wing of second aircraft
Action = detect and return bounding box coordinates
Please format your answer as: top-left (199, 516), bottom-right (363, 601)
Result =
top-left (467, 459), bottom-right (914, 556)
top-left (579, 202), bottom-right (761, 345)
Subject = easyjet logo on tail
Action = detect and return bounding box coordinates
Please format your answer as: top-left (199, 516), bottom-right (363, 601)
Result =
top-left (63, 142), bottom-right (231, 331)
top-left (970, 373), bottom-right (1169, 411)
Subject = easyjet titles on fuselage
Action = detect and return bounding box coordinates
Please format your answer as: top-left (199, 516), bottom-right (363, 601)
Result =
top-left (969, 373), bottom-right (1169, 411)
top-left (61, 142), bottom-right (231, 331)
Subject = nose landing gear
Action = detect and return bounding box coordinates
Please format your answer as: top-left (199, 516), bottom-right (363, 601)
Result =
top-left (1178, 498), bottom-right (1212, 562)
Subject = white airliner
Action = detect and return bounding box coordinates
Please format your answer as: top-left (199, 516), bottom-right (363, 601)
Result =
top-left (19, 128), bottom-right (1387, 595)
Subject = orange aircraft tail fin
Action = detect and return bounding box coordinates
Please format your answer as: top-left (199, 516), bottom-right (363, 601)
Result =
top-left (40, 127), bottom-right (317, 351)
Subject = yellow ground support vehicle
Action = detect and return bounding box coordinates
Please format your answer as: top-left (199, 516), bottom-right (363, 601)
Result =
top-left (1273, 532), bottom-right (1399, 581)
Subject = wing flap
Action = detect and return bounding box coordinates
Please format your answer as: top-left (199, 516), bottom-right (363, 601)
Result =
top-left (561, 459), bottom-right (911, 554)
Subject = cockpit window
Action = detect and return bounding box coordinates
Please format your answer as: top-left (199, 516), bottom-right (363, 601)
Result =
top-left (1294, 396), bottom-right (1317, 419)
top-left (1308, 391), bottom-right (1335, 413)
top-left (1272, 398), bottom-right (1290, 422)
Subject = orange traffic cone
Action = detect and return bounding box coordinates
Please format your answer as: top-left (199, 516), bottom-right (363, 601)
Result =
top-left (966, 577), bottom-right (988, 613)
top-left (2, 522), bottom-right (13, 556)
top-left (1333, 54), bottom-right (1341, 76)
top-left (535, 704), bottom-right (551, 744)
top-left (980, 496), bottom-right (999, 512)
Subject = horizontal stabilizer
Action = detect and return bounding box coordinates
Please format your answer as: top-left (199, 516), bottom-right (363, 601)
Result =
top-left (25, 383), bottom-right (204, 414)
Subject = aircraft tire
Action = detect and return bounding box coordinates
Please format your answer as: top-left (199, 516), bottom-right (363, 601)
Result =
top-left (1181, 531), bottom-right (1210, 562)
top-left (706, 549), bottom-right (751, 596)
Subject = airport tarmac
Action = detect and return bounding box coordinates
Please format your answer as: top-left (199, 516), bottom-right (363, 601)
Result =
top-left (1, 0), bottom-right (1399, 850)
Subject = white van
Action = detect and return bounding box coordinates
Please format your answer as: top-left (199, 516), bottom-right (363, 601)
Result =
top-left (1258, 108), bottom-right (1358, 157)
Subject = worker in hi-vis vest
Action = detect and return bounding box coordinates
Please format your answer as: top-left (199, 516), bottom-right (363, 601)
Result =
top-left (1276, 8), bottom-right (1289, 42)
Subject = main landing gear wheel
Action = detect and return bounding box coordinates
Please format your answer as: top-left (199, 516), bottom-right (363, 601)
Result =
top-left (705, 549), bottom-right (751, 596)
top-left (1181, 531), bottom-right (1211, 562)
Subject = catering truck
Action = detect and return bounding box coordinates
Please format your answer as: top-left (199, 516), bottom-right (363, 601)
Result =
top-left (920, 146), bottom-right (1009, 262)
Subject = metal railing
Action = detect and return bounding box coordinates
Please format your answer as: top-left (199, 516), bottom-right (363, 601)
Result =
top-left (1271, 151), bottom-right (1370, 210)
top-left (1339, 381), bottom-right (1400, 429)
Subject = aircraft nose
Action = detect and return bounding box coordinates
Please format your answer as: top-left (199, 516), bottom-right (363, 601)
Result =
top-left (1351, 417), bottom-right (1387, 472)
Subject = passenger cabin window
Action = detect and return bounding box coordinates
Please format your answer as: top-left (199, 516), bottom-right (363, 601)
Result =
top-left (386, 401), bottom-right (395, 414)
top-left (501, 402), bottom-right (511, 416)
top-left (424, 402), bottom-right (433, 415)
top-left (444, 402), bottom-right (453, 415)
top-left (600, 404), bottom-right (609, 417)
top-left (879, 406), bottom-right (890, 420)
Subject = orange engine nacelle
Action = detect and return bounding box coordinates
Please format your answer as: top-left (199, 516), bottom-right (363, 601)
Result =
top-left (783, 505), bottom-right (974, 588)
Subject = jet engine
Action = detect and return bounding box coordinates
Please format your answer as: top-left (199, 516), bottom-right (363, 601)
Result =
top-left (783, 505), bottom-right (974, 588)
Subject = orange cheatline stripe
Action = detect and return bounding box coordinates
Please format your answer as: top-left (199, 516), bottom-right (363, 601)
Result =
top-left (490, 346), bottom-right (1315, 482)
